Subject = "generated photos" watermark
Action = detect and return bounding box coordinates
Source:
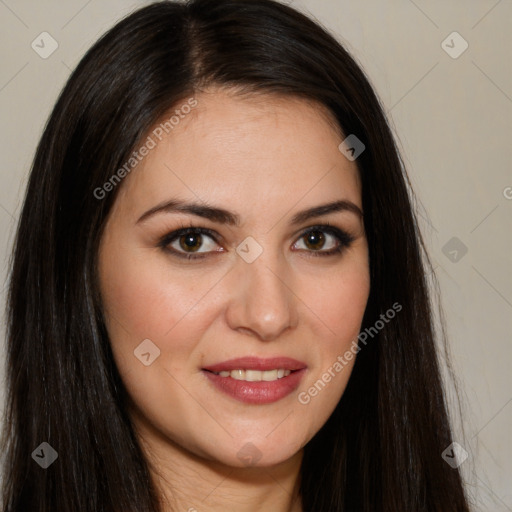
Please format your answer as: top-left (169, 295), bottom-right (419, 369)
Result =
top-left (298, 302), bottom-right (402, 404)
top-left (93, 97), bottom-right (198, 200)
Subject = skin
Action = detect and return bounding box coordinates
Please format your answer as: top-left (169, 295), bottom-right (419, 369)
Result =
top-left (98, 87), bottom-right (370, 512)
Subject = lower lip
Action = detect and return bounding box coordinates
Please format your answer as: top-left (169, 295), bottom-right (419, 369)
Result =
top-left (202, 369), bottom-right (306, 404)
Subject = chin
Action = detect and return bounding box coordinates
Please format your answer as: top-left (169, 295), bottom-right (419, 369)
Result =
top-left (203, 438), bottom-right (304, 469)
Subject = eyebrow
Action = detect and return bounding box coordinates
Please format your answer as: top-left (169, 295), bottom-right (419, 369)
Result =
top-left (136, 198), bottom-right (363, 226)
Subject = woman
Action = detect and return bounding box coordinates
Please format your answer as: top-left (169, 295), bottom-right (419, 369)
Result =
top-left (1, 0), bottom-right (471, 510)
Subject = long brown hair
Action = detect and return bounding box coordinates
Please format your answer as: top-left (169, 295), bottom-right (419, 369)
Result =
top-left (1, 0), bottom-right (470, 510)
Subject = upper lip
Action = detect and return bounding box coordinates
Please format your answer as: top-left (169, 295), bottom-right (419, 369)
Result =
top-left (202, 357), bottom-right (307, 372)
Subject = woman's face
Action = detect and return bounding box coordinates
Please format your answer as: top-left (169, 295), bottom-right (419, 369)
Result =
top-left (98, 89), bottom-right (370, 468)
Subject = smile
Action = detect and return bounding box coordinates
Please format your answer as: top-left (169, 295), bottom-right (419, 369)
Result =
top-left (209, 369), bottom-right (292, 381)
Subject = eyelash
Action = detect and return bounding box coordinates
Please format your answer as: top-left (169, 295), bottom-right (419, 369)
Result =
top-left (158, 223), bottom-right (355, 261)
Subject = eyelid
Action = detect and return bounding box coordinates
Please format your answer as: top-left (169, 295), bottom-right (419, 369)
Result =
top-left (293, 223), bottom-right (355, 255)
top-left (299, 222), bottom-right (356, 243)
top-left (159, 225), bottom-right (220, 245)
top-left (295, 222), bottom-right (352, 242)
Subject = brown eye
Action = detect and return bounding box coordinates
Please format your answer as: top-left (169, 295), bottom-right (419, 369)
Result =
top-left (303, 230), bottom-right (326, 251)
top-left (293, 225), bottom-right (355, 257)
top-left (160, 227), bottom-right (220, 259)
top-left (179, 233), bottom-right (204, 253)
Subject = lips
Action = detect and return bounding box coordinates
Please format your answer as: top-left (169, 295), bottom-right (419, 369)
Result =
top-left (202, 356), bottom-right (307, 373)
top-left (201, 356), bottom-right (307, 404)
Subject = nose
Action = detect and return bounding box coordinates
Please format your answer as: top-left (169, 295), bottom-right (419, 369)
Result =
top-left (225, 251), bottom-right (298, 341)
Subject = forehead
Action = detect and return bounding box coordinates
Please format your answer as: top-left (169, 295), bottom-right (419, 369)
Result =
top-left (113, 89), bottom-right (362, 219)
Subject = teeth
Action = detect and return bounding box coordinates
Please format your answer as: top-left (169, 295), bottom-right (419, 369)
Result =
top-left (213, 369), bottom-right (292, 381)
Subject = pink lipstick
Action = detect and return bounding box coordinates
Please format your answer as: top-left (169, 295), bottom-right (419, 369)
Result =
top-left (202, 356), bottom-right (307, 404)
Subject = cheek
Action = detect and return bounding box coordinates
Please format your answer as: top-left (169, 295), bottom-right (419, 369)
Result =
top-left (295, 255), bottom-right (369, 423)
top-left (101, 243), bottom-right (200, 333)
top-left (98, 240), bottom-right (229, 378)
top-left (309, 258), bottom-right (370, 347)
top-left (98, 245), bottom-right (186, 367)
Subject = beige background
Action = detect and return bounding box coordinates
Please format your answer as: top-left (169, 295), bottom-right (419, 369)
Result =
top-left (0, 1), bottom-right (510, 510)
